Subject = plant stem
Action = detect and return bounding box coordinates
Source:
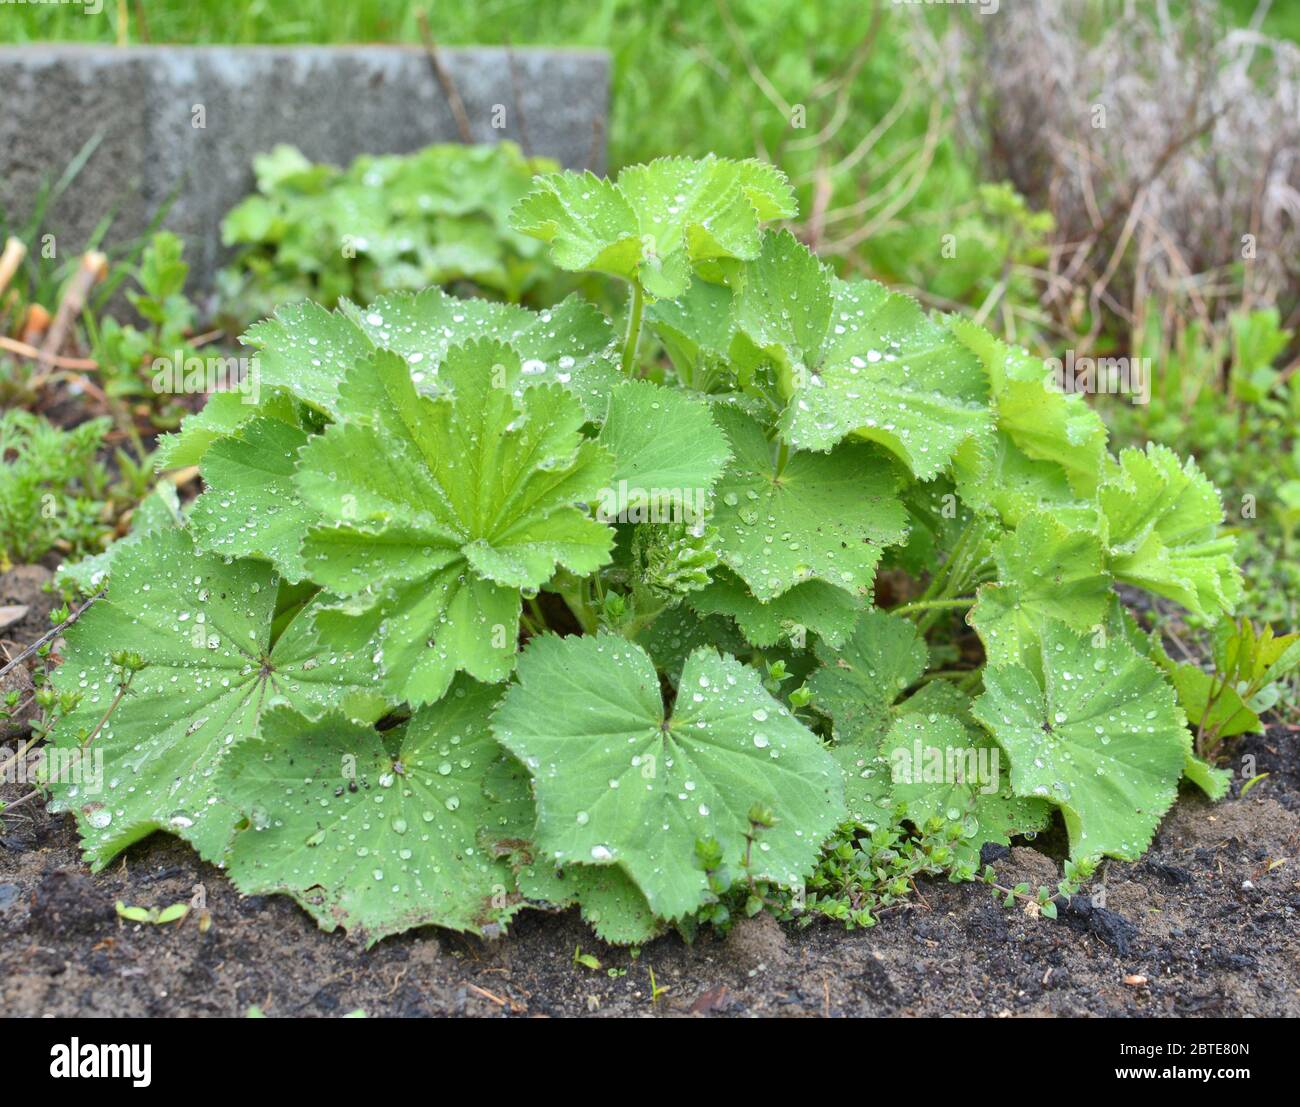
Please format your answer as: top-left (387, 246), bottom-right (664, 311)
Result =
top-left (1, 788), bottom-right (41, 815)
top-left (1196, 666), bottom-right (1232, 761)
top-left (892, 598), bottom-right (976, 616)
top-left (554, 579), bottom-right (598, 636)
top-left (620, 281), bottom-right (645, 376)
top-left (81, 672), bottom-right (136, 750)
top-left (0, 732), bottom-right (41, 783)
top-left (620, 601), bottom-right (668, 641)
top-left (0, 586), bottom-right (106, 682)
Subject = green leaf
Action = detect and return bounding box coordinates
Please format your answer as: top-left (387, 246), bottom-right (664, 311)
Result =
top-left (244, 288), bottom-right (620, 422)
top-left (595, 379), bottom-right (731, 520)
top-left (510, 172), bottom-right (642, 279)
top-left (1161, 658), bottom-right (1261, 740)
top-left (969, 511), bottom-right (1111, 669)
top-left (648, 277), bottom-right (736, 376)
top-left (295, 342), bottom-right (614, 705)
top-left (731, 233), bottom-right (990, 479)
top-left (252, 143), bottom-right (320, 191)
top-left (220, 681), bottom-right (523, 946)
top-left (949, 316), bottom-right (1107, 498)
top-left (155, 903), bottom-right (190, 924)
top-left (58, 483), bottom-right (183, 592)
top-left (634, 604), bottom-right (748, 684)
top-left (711, 406), bottom-right (908, 601)
top-left (628, 521), bottom-right (720, 599)
top-left (952, 428), bottom-right (1099, 530)
top-left (134, 232), bottom-right (189, 303)
top-left (972, 617), bottom-right (1188, 860)
top-left (243, 299), bottom-right (374, 417)
top-left (810, 610), bottom-right (928, 743)
top-left (47, 527), bottom-right (390, 869)
top-left (690, 567), bottom-right (862, 649)
top-left (482, 754), bottom-right (662, 945)
top-left (734, 230), bottom-right (833, 359)
top-left (115, 902), bottom-right (152, 923)
top-left (882, 712), bottom-right (1051, 863)
top-left (341, 291), bottom-right (620, 421)
top-left (1225, 621), bottom-right (1300, 688)
top-left (808, 609), bottom-right (928, 823)
top-left (1099, 444), bottom-right (1243, 618)
top-left (491, 634), bottom-right (844, 920)
top-left (511, 156), bottom-right (795, 298)
top-left (155, 390), bottom-right (269, 471)
top-left (189, 417), bottom-right (314, 582)
top-left (1182, 753), bottom-right (1232, 801)
top-left (524, 863), bottom-right (661, 946)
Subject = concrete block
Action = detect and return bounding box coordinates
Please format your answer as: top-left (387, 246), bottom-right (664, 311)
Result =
top-left (0, 45), bottom-right (608, 289)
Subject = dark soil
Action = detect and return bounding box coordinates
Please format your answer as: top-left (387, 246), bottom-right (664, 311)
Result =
top-left (2, 569), bottom-right (1297, 1018)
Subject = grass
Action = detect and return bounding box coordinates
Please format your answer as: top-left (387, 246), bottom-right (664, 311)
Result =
top-left (13, 3), bottom-right (972, 275)
top-left (9, 0), bottom-right (894, 168)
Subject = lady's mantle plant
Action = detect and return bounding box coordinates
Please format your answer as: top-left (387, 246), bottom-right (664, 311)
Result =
top-left (47, 154), bottom-right (1245, 945)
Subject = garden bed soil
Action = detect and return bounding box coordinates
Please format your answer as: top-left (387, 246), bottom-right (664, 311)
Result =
top-left (2, 568), bottom-right (1297, 1018)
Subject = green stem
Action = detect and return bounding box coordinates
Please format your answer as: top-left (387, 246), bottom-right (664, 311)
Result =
top-left (554, 580), bottom-right (599, 636)
top-left (892, 598), bottom-right (976, 616)
top-left (916, 517), bottom-right (995, 635)
top-left (621, 601), bottom-right (668, 641)
top-left (621, 281), bottom-right (645, 376)
top-left (916, 515), bottom-right (979, 607)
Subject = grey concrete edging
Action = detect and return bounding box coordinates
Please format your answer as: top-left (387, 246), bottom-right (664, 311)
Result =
top-left (0, 45), bottom-right (608, 289)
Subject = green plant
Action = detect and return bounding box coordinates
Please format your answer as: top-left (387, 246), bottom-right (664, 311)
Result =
top-left (218, 142), bottom-right (563, 320)
top-left (115, 900), bottom-right (190, 925)
top-left (87, 231), bottom-right (207, 433)
top-left (0, 410), bottom-right (112, 568)
top-left (0, 135), bottom-right (158, 325)
top-left (1105, 307), bottom-right (1299, 645)
top-left (983, 856), bottom-right (1097, 920)
top-left (43, 156), bottom-right (1255, 947)
top-left (0, 138), bottom-right (179, 416)
top-left (1150, 616), bottom-right (1300, 763)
